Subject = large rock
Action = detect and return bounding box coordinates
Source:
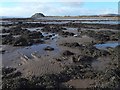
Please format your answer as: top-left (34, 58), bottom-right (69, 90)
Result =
top-left (31, 13), bottom-right (45, 18)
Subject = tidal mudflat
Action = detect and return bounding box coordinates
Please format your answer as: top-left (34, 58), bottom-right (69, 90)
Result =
top-left (1, 15), bottom-right (120, 89)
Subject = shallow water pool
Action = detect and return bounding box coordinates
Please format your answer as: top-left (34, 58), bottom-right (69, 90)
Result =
top-left (94, 42), bottom-right (119, 49)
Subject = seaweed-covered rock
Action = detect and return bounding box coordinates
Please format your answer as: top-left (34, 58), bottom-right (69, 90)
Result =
top-left (41, 25), bottom-right (66, 33)
top-left (2, 34), bottom-right (14, 45)
top-left (80, 30), bottom-right (118, 42)
top-left (28, 31), bottom-right (43, 39)
top-left (79, 56), bottom-right (94, 66)
top-left (95, 69), bottom-right (120, 88)
top-left (59, 31), bottom-right (75, 36)
top-left (8, 26), bottom-right (29, 35)
top-left (2, 66), bottom-right (96, 89)
top-left (2, 26), bottom-right (44, 46)
top-left (62, 50), bottom-right (74, 56)
top-left (2, 67), bottom-right (16, 76)
top-left (61, 42), bottom-right (82, 48)
top-left (33, 39), bottom-right (44, 44)
top-left (71, 55), bottom-right (94, 64)
top-left (3, 71), bottom-right (22, 79)
top-left (79, 45), bottom-right (110, 57)
top-left (21, 23), bottom-right (45, 28)
top-left (13, 37), bottom-right (31, 46)
top-left (2, 77), bottom-right (31, 90)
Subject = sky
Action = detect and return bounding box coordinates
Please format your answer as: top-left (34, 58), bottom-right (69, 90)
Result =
top-left (0, 0), bottom-right (119, 17)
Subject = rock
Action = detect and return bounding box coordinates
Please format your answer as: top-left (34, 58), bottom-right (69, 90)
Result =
top-left (0, 49), bottom-right (6, 54)
top-left (2, 67), bottom-right (16, 75)
top-left (52, 34), bottom-right (56, 36)
top-left (2, 27), bottom-right (44, 46)
top-left (78, 55), bottom-right (94, 64)
top-left (59, 31), bottom-right (75, 36)
top-left (48, 35), bottom-right (53, 37)
top-left (18, 63), bottom-right (22, 66)
top-left (70, 55), bottom-right (94, 64)
top-left (28, 31), bottom-right (43, 39)
top-left (44, 46), bottom-right (54, 51)
top-left (44, 36), bottom-right (51, 40)
top-left (77, 28), bottom-right (81, 32)
top-left (3, 71), bottom-right (22, 79)
top-left (33, 39), bottom-right (44, 44)
top-left (22, 23), bottom-right (45, 28)
top-left (31, 13), bottom-right (45, 18)
top-left (62, 50), bottom-right (74, 56)
top-left (70, 56), bottom-right (77, 63)
top-left (41, 26), bottom-right (65, 33)
top-left (43, 35), bottom-right (52, 40)
top-left (56, 58), bottom-right (62, 61)
top-left (61, 42), bottom-right (82, 48)
top-left (2, 34), bottom-right (14, 45)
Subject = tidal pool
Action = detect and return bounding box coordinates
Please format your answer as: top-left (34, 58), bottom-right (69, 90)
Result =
top-left (94, 42), bottom-right (119, 49)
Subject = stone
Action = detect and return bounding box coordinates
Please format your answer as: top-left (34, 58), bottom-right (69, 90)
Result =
top-left (44, 46), bottom-right (54, 51)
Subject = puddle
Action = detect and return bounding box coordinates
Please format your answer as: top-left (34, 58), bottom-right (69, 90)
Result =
top-left (0, 33), bottom-right (10, 36)
top-left (2, 30), bottom-right (61, 65)
top-left (24, 30), bottom-right (60, 56)
top-left (26, 27), bottom-right (43, 31)
top-left (66, 27), bottom-right (78, 31)
top-left (16, 32), bottom-right (60, 58)
top-left (17, 43), bottom-right (59, 58)
top-left (94, 42), bottom-right (119, 49)
top-left (36, 17), bottom-right (114, 21)
top-left (41, 21), bottom-right (69, 24)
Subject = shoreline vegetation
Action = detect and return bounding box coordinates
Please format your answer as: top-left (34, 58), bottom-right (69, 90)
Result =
top-left (1, 13), bottom-right (120, 89)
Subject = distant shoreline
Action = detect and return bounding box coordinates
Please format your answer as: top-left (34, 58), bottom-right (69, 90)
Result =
top-left (0, 16), bottom-right (119, 21)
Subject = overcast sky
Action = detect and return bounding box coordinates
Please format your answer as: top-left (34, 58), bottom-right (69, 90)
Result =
top-left (0, 0), bottom-right (119, 17)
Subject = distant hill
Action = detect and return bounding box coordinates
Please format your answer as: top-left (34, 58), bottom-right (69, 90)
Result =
top-left (31, 13), bottom-right (45, 18)
top-left (99, 14), bottom-right (119, 16)
top-left (0, 16), bottom-right (27, 19)
top-left (0, 13), bottom-right (119, 19)
top-left (0, 16), bottom-right (16, 19)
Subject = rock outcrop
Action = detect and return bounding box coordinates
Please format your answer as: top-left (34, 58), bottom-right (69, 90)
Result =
top-left (31, 13), bottom-right (45, 18)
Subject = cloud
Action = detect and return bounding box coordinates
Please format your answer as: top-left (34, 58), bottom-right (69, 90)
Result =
top-left (0, 0), bottom-right (119, 2)
top-left (60, 2), bottom-right (84, 7)
top-left (0, 2), bottom-right (118, 17)
top-left (0, 2), bottom-right (49, 17)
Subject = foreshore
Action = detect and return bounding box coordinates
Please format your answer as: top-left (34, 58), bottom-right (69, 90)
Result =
top-left (1, 16), bottom-right (120, 89)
